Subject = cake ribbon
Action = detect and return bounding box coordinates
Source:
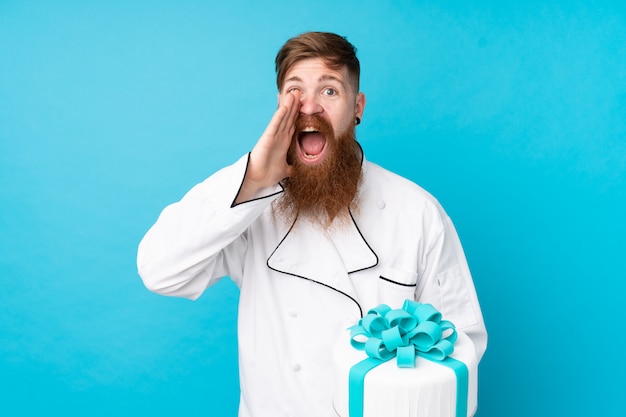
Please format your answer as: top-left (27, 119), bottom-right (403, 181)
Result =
top-left (347, 299), bottom-right (469, 417)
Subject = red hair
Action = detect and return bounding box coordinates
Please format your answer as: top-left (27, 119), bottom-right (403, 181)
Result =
top-left (275, 32), bottom-right (360, 92)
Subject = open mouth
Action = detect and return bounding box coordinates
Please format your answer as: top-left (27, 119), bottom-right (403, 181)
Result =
top-left (297, 127), bottom-right (327, 163)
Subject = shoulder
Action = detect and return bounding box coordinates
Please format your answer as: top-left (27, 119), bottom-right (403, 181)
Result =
top-left (357, 159), bottom-right (454, 253)
top-left (362, 159), bottom-right (443, 211)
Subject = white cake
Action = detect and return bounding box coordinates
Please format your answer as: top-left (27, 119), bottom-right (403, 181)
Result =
top-left (332, 328), bottom-right (478, 417)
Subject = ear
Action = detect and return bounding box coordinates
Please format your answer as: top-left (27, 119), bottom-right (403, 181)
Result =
top-left (355, 92), bottom-right (366, 119)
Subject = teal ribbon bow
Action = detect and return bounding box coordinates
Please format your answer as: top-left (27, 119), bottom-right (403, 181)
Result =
top-left (347, 299), bottom-right (468, 417)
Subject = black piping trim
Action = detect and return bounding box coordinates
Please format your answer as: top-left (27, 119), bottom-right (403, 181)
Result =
top-left (379, 275), bottom-right (417, 287)
top-left (263, 146), bottom-right (373, 320)
top-left (266, 218), bottom-right (364, 318)
top-left (230, 152), bottom-right (285, 208)
top-left (267, 265), bottom-right (364, 319)
top-left (356, 141), bottom-right (364, 165)
top-left (346, 209), bottom-right (378, 274)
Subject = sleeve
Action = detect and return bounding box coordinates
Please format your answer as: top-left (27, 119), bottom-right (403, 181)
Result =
top-left (136, 153), bottom-right (283, 300)
top-left (415, 203), bottom-right (488, 362)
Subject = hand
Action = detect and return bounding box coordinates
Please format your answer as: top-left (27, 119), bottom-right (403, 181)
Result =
top-left (234, 91), bottom-right (301, 204)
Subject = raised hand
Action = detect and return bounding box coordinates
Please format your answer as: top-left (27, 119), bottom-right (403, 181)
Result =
top-left (234, 90), bottom-right (301, 204)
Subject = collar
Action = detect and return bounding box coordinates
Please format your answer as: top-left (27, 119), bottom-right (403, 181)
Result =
top-left (266, 162), bottom-right (378, 316)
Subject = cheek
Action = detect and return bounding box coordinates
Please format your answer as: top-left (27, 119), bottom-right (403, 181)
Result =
top-left (331, 114), bottom-right (353, 136)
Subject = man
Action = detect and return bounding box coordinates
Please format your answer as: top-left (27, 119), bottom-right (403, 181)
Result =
top-left (138, 32), bottom-right (487, 417)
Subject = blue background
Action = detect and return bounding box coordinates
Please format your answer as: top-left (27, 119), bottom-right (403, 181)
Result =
top-left (1, 1), bottom-right (624, 415)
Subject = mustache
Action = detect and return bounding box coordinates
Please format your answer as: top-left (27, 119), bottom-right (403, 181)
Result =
top-left (294, 114), bottom-right (334, 137)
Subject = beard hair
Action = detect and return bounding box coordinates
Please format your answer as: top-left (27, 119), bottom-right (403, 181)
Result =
top-left (275, 114), bottom-right (362, 229)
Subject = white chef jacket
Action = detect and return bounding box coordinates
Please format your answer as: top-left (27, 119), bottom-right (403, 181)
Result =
top-left (137, 153), bottom-right (487, 417)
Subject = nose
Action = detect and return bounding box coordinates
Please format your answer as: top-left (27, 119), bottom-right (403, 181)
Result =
top-left (298, 93), bottom-right (323, 115)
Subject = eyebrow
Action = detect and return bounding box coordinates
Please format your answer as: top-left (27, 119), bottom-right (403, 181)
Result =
top-left (319, 74), bottom-right (344, 84)
top-left (284, 74), bottom-right (345, 85)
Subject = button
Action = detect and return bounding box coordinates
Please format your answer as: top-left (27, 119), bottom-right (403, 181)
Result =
top-left (377, 200), bottom-right (386, 209)
top-left (292, 363), bottom-right (301, 372)
top-left (288, 310), bottom-right (298, 318)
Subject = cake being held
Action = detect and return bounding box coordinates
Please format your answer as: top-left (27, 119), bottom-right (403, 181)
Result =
top-left (332, 300), bottom-right (479, 417)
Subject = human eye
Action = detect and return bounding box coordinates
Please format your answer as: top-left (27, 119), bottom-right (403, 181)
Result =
top-left (323, 87), bottom-right (337, 96)
top-left (286, 86), bottom-right (301, 93)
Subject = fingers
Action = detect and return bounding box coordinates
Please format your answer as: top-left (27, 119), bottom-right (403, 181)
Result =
top-left (276, 90), bottom-right (301, 136)
top-left (248, 91), bottom-right (300, 187)
top-left (263, 100), bottom-right (289, 138)
top-left (287, 90), bottom-right (301, 121)
top-left (261, 91), bottom-right (300, 142)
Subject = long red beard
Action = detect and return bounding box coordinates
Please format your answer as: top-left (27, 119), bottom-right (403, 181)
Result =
top-left (276, 115), bottom-right (362, 228)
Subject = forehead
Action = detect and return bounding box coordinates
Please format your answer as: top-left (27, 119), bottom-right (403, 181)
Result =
top-left (283, 58), bottom-right (349, 86)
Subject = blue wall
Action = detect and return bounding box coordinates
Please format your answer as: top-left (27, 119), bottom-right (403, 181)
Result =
top-left (1, 1), bottom-right (624, 415)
